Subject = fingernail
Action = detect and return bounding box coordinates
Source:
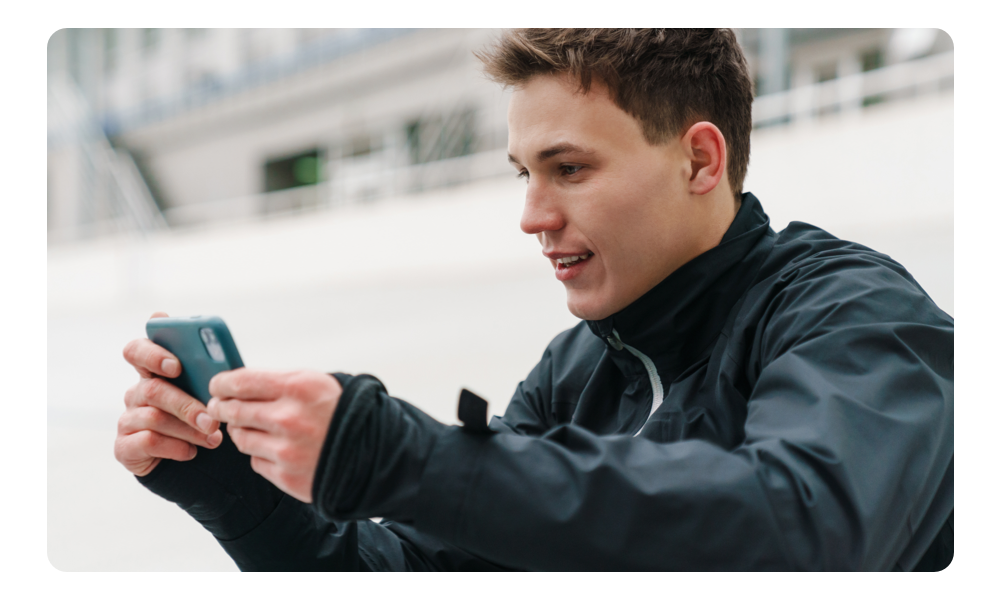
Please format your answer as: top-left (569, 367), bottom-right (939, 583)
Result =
top-left (188, 446), bottom-right (197, 459)
top-left (161, 358), bottom-right (180, 376)
top-left (207, 430), bottom-right (223, 448)
top-left (196, 413), bottom-right (214, 433)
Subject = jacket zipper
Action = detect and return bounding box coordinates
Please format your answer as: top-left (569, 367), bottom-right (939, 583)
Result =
top-left (608, 329), bottom-right (663, 437)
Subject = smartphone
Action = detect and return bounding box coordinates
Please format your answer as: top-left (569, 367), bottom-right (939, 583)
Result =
top-left (145, 316), bottom-right (244, 404)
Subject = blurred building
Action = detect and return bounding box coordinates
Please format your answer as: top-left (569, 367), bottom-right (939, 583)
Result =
top-left (47, 28), bottom-right (953, 243)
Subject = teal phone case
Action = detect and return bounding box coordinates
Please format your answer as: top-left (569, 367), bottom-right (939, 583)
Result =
top-left (145, 316), bottom-right (244, 404)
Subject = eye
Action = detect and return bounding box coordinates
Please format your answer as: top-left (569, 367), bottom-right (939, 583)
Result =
top-left (517, 170), bottom-right (529, 181)
top-left (561, 165), bottom-right (583, 176)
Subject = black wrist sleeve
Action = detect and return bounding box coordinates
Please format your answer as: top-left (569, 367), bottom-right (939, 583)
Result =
top-left (313, 373), bottom-right (450, 523)
top-left (137, 422), bottom-right (285, 541)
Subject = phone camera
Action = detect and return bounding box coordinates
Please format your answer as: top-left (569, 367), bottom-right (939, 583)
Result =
top-left (199, 328), bottom-right (227, 362)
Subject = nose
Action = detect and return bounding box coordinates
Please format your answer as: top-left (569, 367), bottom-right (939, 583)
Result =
top-left (520, 181), bottom-right (565, 235)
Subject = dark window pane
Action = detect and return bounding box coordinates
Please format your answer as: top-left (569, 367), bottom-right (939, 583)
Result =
top-left (264, 149), bottom-right (321, 192)
top-left (861, 47), bottom-right (884, 72)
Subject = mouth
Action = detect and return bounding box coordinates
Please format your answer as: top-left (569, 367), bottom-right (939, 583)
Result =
top-left (553, 251), bottom-right (594, 281)
top-left (555, 252), bottom-right (594, 269)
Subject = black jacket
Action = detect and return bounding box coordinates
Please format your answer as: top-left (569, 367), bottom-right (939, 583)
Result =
top-left (140, 193), bottom-right (954, 571)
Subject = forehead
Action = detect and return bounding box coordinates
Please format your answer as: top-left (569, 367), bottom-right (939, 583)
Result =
top-left (507, 73), bottom-right (647, 161)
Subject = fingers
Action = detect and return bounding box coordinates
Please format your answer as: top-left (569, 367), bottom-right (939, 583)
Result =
top-left (209, 369), bottom-right (286, 401)
top-left (228, 426), bottom-right (283, 463)
top-left (118, 406), bottom-right (223, 449)
top-left (123, 337), bottom-right (181, 379)
top-left (207, 397), bottom-right (274, 432)
top-left (128, 377), bottom-right (219, 435)
top-left (114, 430), bottom-right (198, 476)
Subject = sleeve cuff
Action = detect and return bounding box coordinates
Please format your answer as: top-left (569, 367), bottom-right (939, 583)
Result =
top-left (312, 373), bottom-right (450, 523)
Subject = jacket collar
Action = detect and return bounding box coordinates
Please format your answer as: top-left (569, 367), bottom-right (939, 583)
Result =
top-left (586, 192), bottom-right (773, 382)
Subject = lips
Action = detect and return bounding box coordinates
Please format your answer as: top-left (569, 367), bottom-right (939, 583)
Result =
top-left (544, 248), bottom-right (592, 261)
top-left (551, 251), bottom-right (594, 281)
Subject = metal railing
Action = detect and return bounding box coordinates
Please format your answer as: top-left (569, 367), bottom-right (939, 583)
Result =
top-left (50, 50), bottom-right (954, 237)
top-left (48, 76), bottom-right (167, 242)
top-left (161, 146), bottom-right (512, 228)
top-left (752, 51), bottom-right (953, 127)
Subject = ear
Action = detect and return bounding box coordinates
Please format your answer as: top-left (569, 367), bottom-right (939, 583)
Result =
top-left (681, 121), bottom-right (727, 196)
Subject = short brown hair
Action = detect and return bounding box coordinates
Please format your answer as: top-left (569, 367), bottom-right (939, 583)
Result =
top-left (476, 29), bottom-right (753, 198)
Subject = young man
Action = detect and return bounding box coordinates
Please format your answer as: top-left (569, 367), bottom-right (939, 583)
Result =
top-left (116, 29), bottom-right (954, 571)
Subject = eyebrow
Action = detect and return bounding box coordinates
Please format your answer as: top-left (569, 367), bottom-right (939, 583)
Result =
top-left (507, 143), bottom-right (596, 166)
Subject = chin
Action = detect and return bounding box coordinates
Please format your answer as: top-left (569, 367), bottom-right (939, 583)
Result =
top-left (565, 293), bottom-right (614, 321)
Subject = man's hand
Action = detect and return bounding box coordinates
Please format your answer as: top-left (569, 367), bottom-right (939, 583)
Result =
top-left (206, 369), bottom-right (342, 503)
top-left (115, 312), bottom-right (223, 477)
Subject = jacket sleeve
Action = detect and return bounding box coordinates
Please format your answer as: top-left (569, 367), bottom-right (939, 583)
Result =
top-left (312, 254), bottom-right (953, 571)
top-left (137, 375), bottom-right (505, 571)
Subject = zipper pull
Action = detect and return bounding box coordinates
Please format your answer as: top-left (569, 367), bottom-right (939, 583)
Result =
top-left (606, 329), bottom-right (624, 351)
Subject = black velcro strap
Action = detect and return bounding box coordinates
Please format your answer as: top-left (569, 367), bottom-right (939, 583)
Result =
top-left (457, 388), bottom-right (491, 433)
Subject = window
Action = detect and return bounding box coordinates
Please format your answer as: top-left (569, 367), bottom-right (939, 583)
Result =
top-left (861, 47), bottom-right (886, 107)
top-left (264, 150), bottom-right (321, 193)
top-left (405, 108), bottom-right (476, 165)
top-left (861, 47), bottom-right (884, 72)
top-left (814, 61), bottom-right (839, 117)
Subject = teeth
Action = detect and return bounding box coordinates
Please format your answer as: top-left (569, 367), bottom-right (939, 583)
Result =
top-left (557, 253), bottom-right (591, 266)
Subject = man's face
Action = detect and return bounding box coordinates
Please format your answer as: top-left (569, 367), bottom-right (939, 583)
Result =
top-left (507, 73), bottom-right (717, 321)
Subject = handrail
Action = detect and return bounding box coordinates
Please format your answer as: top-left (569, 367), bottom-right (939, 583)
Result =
top-left (752, 51), bottom-right (953, 126)
top-left (48, 75), bottom-right (167, 242)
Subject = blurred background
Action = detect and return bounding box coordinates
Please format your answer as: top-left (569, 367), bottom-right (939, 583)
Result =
top-left (47, 28), bottom-right (954, 571)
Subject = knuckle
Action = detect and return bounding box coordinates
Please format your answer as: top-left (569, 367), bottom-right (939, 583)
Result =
top-left (230, 401), bottom-right (244, 424)
top-left (114, 438), bottom-right (143, 469)
top-left (147, 431), bottom-right (167, 453)
top-left (124, 383), bottom-right (140, 407)
top-left (112, 436), bottom-right (127, 463)
top-left (228, 376), bottom-right (247, 398)
top-left (302, 420), bottom-right (322, 441)
top-left (179, 401), bottom-right (201, 426)
top-left (122, 339), bottom-right (141, 364)
top-left (273, 408), bottom-right (298, 433)
top-left (145, 407), bottom-right (168, 428)
top-left (141, 377), bottom-right (165, 401)
top-left (116, 411), bottom-right (131, 434)
top-left (276, 442), bottom-right (300, 465)
top-left (275, 443), bottom-right (291, 463)
top-left (285, 372), bottom-right (316, 398)
top-left (134, 430), bottom-right (156, 452)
